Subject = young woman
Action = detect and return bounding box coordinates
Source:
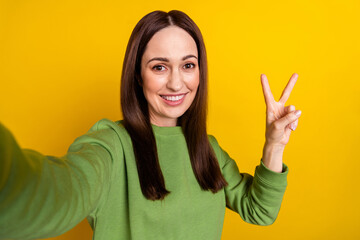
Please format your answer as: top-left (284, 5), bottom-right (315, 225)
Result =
top-left (0, 10), bottom-right (301, 239)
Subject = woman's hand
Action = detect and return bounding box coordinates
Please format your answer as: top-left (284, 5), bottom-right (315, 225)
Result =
top-left (260, 73), bottom-right (301, 172)
top-left (261, 73), bottom-right (301, 148)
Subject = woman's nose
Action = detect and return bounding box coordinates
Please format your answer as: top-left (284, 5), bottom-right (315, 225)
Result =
top-left (166, 69), bottom-right (183, 91)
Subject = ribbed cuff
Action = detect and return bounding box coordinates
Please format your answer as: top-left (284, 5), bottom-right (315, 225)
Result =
top-left (255, 158), bottom-right (288, 187)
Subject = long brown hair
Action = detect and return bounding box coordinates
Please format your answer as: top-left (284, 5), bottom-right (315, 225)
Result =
top-left (121, 10), bottom-right (228, 200)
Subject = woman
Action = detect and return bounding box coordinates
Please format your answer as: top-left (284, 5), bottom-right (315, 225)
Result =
top-left (0, 10), bottom-right (301, 239)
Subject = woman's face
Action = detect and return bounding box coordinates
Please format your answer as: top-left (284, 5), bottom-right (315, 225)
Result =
top-left (140, 26), bottom-right (200, 127)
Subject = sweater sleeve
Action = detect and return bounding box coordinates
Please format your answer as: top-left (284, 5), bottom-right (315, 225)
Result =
top-left (0, 119), bottom-right (121, 239)
top-left (208, 135), bottom-right (288, 226)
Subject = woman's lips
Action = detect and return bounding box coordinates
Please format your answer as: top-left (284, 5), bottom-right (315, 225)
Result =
top-left (160, 93), bottom-right (187, 106)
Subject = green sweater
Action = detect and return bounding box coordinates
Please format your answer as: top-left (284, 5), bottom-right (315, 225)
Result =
top-left (0, 118), bottom-right (288, 240)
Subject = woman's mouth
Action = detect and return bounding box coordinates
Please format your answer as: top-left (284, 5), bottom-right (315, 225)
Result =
top-left (160, 93), bottom-right (187, 106)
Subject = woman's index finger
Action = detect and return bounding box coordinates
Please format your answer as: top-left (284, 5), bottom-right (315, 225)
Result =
top-left (260, 74), bottom-right (275, 106)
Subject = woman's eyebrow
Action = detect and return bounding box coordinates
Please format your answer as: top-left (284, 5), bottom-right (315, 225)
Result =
top-left (147, 54), bottom-right (198, 64)
top-left (182, 54), bottom-right (198, 61)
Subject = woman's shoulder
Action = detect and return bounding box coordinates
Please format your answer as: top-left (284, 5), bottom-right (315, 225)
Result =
top-left (207, 134), bottom-right (226, 168)
top-left (73, 118), bottom-right (131, 151)
top-left (91, 118), bottom-right (125, 131)
top-left (87, 118), bottom-right (128, 137)
top-left (207, 134), bottom-right (218, 149)
top-left (72, 119), bottom-right (133, 169)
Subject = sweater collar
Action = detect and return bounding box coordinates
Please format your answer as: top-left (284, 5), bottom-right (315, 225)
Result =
top-left (151, 123), bottom-right (183, 136)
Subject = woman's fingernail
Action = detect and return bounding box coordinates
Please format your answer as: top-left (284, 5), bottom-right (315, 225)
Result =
top-left (295, 110), bottom-right (302, 117)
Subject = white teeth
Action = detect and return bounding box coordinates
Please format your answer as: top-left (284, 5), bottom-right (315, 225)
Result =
top-left (161, 94), bottom-right (185, 101)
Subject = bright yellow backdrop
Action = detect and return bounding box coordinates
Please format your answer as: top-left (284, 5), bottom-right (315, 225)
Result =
top-left (1, 0), bottom-right (359, 239)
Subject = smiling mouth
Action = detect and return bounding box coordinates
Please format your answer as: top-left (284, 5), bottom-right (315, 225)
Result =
top-left (160, 94), bottom-right (187, 102)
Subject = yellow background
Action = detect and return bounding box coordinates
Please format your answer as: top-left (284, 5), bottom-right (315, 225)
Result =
top-left (1, 0), bottom-right (359, 239)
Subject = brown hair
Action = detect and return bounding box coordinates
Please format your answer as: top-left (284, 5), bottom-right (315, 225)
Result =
top-left (121, 10), bottom-right (228, 200)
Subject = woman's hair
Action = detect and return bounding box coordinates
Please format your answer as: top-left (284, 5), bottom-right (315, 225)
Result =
top-left (121, 10), bottom-right (228, 200)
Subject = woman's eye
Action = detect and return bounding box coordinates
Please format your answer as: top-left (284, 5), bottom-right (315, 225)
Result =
top-left (152, 65), bottom-right (166, 71)
top-left (184, 63), bottom-right (195, 69)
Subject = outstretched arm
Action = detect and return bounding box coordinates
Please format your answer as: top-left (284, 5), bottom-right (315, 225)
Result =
top-left (0, 119), bottom-right (121, 239)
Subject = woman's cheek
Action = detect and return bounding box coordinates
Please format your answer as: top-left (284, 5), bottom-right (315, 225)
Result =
top-left (185, 72), bottom-right (200, 90)
top-left (143, 72), bottom-right (165, 91)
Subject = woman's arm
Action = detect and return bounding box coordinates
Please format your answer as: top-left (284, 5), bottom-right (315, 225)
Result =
top-left (260, 73), bottom-right (302, 172)
top-left (0, 119), bottom-right (121, 239)
top-left (208, 73), bottom-right (302, 225)
top-left (261, 143), bottom-right (286, 173)
top-left (209, 135), bottom-right (288, 226)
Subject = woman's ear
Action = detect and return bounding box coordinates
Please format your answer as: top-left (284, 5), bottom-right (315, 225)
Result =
top-left (136, 74), bottom-right (143, 87)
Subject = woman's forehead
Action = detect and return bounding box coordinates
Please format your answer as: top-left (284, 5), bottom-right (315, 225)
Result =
top-left (142, 26), bottom-right (198, 61)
